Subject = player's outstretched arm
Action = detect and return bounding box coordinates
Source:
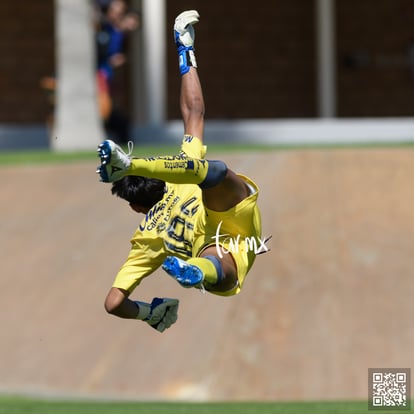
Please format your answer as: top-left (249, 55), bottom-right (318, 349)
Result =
top-left (104, 287), bottom-right (179, 333)
top-left (174, 10), bottom-right (204, 142)
top-left (181, 68), bottom-right (204, 142)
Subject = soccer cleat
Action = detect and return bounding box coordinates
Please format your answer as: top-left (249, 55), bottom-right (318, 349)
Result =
top-left (162, 256), bottom-right (204, 288)
top-left (96, 140), bottom-right (132, 182)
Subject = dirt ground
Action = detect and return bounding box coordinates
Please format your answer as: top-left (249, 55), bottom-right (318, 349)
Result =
top-left (1, 148), bottom-right (414, 401)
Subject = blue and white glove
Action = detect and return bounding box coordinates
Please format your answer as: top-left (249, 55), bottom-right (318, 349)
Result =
top-left (136, 298), bottom-right (179, 333)
top-left (174, 10), bottom-right (199, 75)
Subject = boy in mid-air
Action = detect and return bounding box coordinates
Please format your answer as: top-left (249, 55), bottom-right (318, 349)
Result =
top-left (97, 10), bottom-right (263, 332)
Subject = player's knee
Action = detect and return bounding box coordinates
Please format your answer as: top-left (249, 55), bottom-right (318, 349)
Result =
top-left (199, 160), bottom-right (228, 189)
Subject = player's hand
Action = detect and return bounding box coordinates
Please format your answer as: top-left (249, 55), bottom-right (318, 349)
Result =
top-left (136, 298), bottom-right (179, 333)
top-left (174, 10), bottom-right (199, 48)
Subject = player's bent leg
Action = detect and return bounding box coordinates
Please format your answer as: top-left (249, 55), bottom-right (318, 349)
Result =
top-left (125, 156), bottom-right (227, 187)
top-left (200, 246), bottom-right (239, 292)
top-left (162, 247), bottom-right (238, 293)
top-left (202, 169), bottom-right (250, 211)
top-left (97, 138), bottom-right (227, 187)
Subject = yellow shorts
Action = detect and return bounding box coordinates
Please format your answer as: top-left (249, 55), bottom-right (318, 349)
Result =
top-left (192, 174), bottom-right (262, 296)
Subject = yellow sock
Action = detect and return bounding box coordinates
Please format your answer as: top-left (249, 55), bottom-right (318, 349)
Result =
top-left (128, 156), bottom-right (227, 188)
top-left (187, 256), bottom-right (224, 286)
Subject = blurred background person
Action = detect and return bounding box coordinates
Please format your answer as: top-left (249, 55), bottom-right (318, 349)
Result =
top-left (95, 0), bottom-right (140, 144)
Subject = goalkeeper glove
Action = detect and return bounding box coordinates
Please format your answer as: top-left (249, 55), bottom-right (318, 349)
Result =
top-left (135, 297), bottom-right (179, 333)
top-left (174, 10), bottom-right (199, 75)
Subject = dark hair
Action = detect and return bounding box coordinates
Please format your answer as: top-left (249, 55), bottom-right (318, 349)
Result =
top-left (111, 176), bottom-right (165, 208)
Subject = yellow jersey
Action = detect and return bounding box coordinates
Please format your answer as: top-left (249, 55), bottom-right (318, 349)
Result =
top-left (112, 136), bottom-right (262, 296)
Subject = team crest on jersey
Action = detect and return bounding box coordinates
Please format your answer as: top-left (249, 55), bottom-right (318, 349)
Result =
top-left (157, 223), bottom-right (166, 233)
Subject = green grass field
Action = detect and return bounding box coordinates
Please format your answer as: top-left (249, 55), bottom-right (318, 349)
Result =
top-left (0, 397), bottom-right (390, 414)
top-left (0, 141), bottom-right (413, 166)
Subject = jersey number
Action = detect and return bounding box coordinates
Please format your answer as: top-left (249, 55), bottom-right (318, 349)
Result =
top-left (165, 197), bottom-right (199, 256)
